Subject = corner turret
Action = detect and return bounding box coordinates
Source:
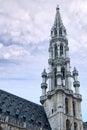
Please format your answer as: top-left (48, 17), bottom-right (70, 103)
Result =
top-left (41, 69), bottom-right (47, 96)
top-left (40, 69), bottom-right (47, 104)
top-left (73, 67), bottom-right (80, 94)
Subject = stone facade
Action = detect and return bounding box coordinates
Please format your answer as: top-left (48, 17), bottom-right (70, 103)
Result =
top-left (0, 122), bottom-right (48, 130)
top-left (40, 6), bottom-right (83, 130)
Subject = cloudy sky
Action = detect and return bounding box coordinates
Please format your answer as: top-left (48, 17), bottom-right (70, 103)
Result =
top-left (0, 0), bottom-right (87, 121)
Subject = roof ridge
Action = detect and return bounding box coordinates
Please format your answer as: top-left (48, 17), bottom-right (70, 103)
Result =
top-left (0, 89), bottom-right (41, 107)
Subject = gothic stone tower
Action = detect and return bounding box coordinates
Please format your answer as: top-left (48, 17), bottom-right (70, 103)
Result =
top-left (40, 6), bottom-right (83, 130)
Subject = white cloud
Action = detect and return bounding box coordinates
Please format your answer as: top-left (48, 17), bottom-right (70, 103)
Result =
top-left (0, 44), bottom-right (28, 59)
top-left (0, 0), bottom-right (87, 121)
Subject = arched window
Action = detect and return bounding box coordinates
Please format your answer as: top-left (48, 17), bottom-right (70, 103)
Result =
top-left (65, 98), bottom-right (68, 114)
top-left (73, 101), bottom-right (76, 116)
top-left (52, 109), bottom-right (53, 114)
top-left (61, 67), bottom-right (65, 79)
top-left (66, 119), bottom-right (71, 130)
top-left (59, 27), bottom-right (62, 36)
top-left (60, 43), bottom-right (63, 56)
top-left (74, 122), bottom-right (77, 130)
top-left (51, 30), bottom-right (53, 36)
top-left (54, 68), bottom-right (57, 87)
top-left (54, 44), bottom-right (58, 58)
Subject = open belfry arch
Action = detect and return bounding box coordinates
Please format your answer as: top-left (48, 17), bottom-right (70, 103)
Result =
top-left (40, 6), bottom-right (83, 130)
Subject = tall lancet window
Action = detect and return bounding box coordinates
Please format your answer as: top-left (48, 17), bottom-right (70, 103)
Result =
top-left (66, 119), bottom-right (71, 130)
top-left (61, 67), bottom-right (65, 79)
top-left (60, 43), bottom-right (63, 56)
top-left (65, 98), bottom-right (68, 114)
top-left (74, 122), bottom-right (77, 130)
top-left (59, 27), bottom-right (62, 36)
top-left (73, 101), bottom-right (76, 116)
top-left (54, 44), bottom-right (58, 58)
top-left (54, 68), bottom-right (57, 87)
top-left (54, 28), bottom-right (57, 36)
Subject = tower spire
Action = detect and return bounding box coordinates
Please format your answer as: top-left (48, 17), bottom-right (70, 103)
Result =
top-left (54, 5), bottom-right (63, 27)
top-left (40, 6), bottom-right (83, 130)
top-left (51, 6), bottom-right (66, 38)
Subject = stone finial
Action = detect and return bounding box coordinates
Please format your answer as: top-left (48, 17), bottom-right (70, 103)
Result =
top-left (73, 67), bottom-right (78, 76)
top-left (56, 5), bottom-right (59, 10)
top-left (41, 69), bottom-right (47, 78)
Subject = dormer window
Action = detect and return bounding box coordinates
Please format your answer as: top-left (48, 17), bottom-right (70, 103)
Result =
top-left (6, 109), bottom-right (10, 115)
top-left (15, 113), bottom-right (19, 119)
top-left (31, 118), bottom-right (34, 123)
top-left (38, 121), bottom-right (41, 126)
top-left (23, 115), bottom-right (26, 122)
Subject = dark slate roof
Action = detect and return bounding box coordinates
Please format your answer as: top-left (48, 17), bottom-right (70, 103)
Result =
top-left (83, 122), bottom-right (87, 130)
top-left (0, 90), bottom-right (51, 130)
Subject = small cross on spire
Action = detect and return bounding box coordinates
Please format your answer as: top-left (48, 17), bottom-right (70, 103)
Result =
top-left (56, 5), bottom-right (59, 10)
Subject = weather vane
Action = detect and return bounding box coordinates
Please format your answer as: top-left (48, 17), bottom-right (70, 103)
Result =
top-left (56, 5), bottom-right (59, 10)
